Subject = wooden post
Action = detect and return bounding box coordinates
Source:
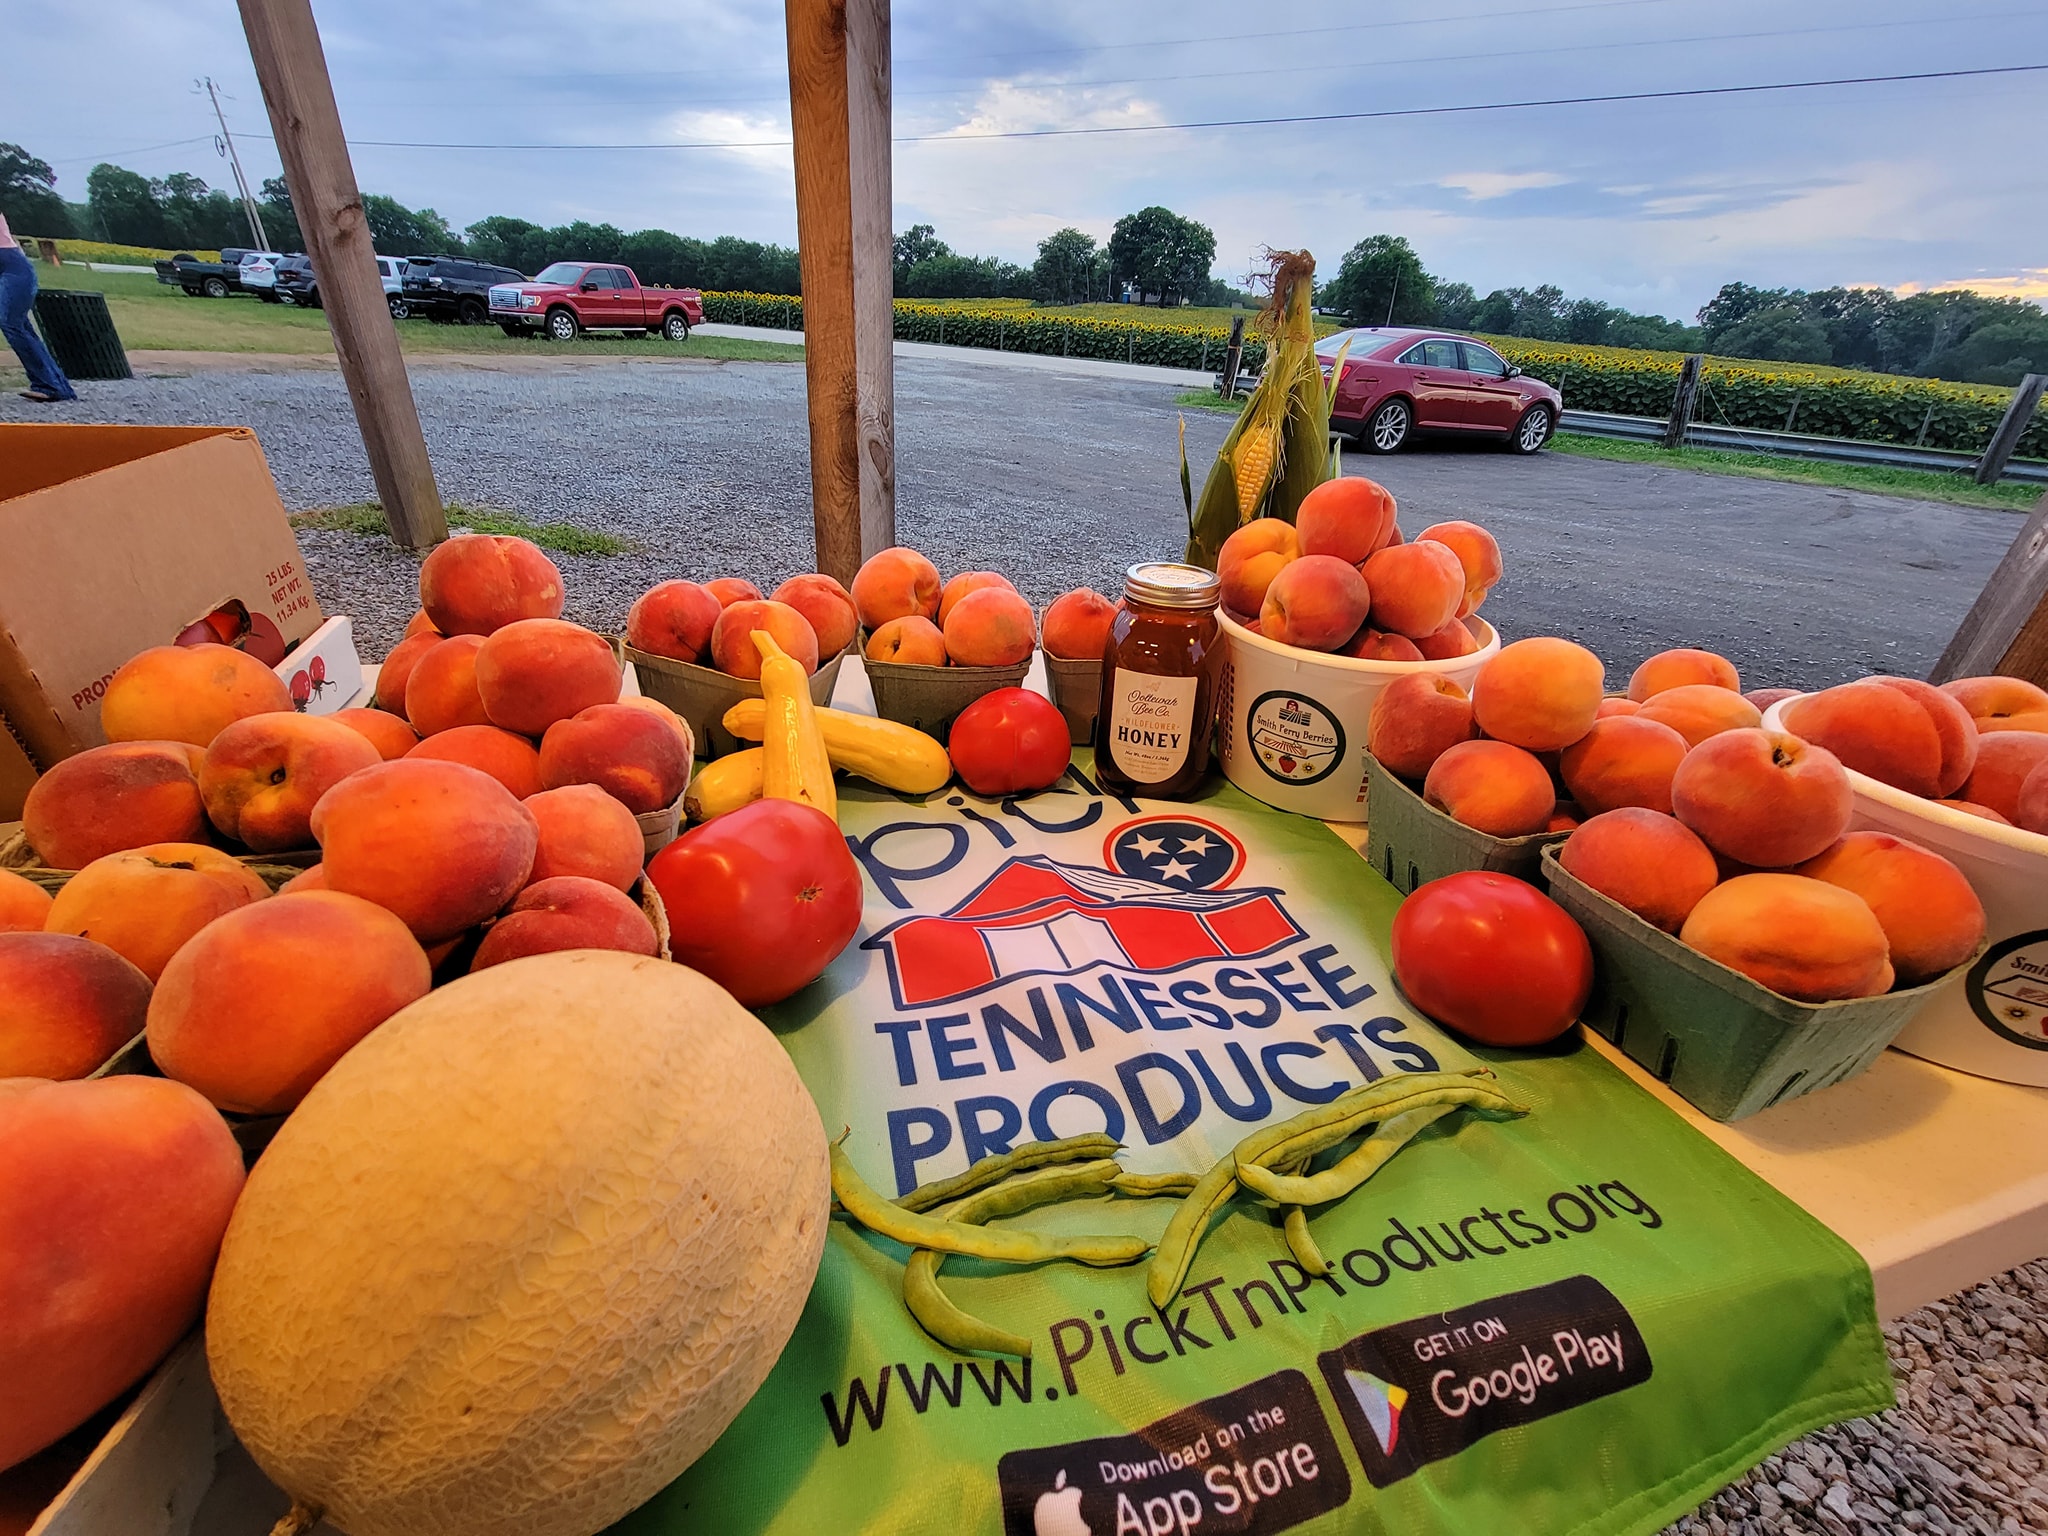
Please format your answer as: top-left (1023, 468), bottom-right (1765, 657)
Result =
top-left (236, 0), bottom-right (447, 550)
top-left (1220, 315), bottom-right (1246, 400)
top-left (1973, 373), bottom-right (2047, 486)
top-left (1663, 355), bottom-right (1703, 450)
top-left (786, 0), bottom-right (894, 585)
top-left (1931, 488), bottom-right (2048, 687)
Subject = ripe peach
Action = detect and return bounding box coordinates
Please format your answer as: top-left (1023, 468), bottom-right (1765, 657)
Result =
top-left (1416, 521), bottom-right (1503, 617)
top-left (1781, 679), bottom-right (1974, 799)
top-left (1042, 588), bottom-right (1120, 661)
top-left (1361, 540), bottom-right (1464, 640)
top-left (404, 634), bottom-right (491, 736)
top-left (99, 644), bottom-right (292, 749)
top-left (1941, 798), bottom-right (2010, 824)
top-left (540, 703), bottom-right (691, 814)
top-left (702, 577), bottom-right (763, 608)
top-left (525, 783), bottom-right (645, 890)
top-left (1634, 684), bottom-right (1763, 749)
top-left (1559, 715), bottom-right (1690, 816)
top-left (471, 876), bottom-right (659, 971)
top-left (402, 608), bottom-right (440, 640)
top-left (45, 843), bottom-right (270, 981)
top-left (1415, 617), bottom-right (1479, 661)
top-left (1798, 832), bottom-right (1986, 985)
top-left (1557, 808), bottom-right (1720, 933)
top-left (1345, 628), bottom-right (1425, 662)
top-left (944, 586), bottom-right (1037, 667)
top-left (1261, 554), bottom-right (1372, 652)
top-left (198, 712), bottom-right (379, 854)
top-left (0, 869), bottom-right (53, 934)
top-left (1296, 476), bottom-right (1397, 566)
top-left (310, 758), bottom-right (538, 944)
top-left (772, 574), bottom-right (860, 659)
top-left (1548, 810), bottom-right (1581, 833)
top-left (867, 615), bottom-right (948, 666)
top-left (0, 932), bottom-right (151, 1078)
top-left (625, 580), bottom-right (723, 665)
top-left (22, 741), bottom-right (208, 870)
top-left (1941, 675), bottom-right (2048, 731)
top-left (938, 571), bottom-right (1016, 626)
top-left (475, 617), bottom-right (621, 735)
top-left (417, 533), bottom-right (564, 636)
top-left (1680, 874), bottom-right (1894, 1001)
top-left (1596, 697), bottom-right (1641, 719)
top-left (1958, 731), bottom-right (2048, 822)
top-left (1471, 637), bottom-right (1605, 752)
top-left (374, 632), bottom-right (438, 718)
top-left (1745, 687), bottom-right (1800, 713)
top-left (332, 706), bottom-right (419, 761)
top-left (146, 891), bottom-right (432, 1115)
top-left (1423, 739), bottom-right (1555, 837)
top-left (615, 694), bottom-right (695, 759)
top-left (1368, 674), bottom-right (1475, 779)
top-left (1671, 729), bottom-right (1853, 868)
top-left (1627, 648), bottom-right (1740, 701)
top-left (1217, 520), bottom-right (1299, 616)
top-left (1870, 676), bottom-right (1978, 794)
top-left (407, 724), bottom-right (543, 800)
top-left (2017, 762), bottom-right (2048, 835)
top-left (852, 546), bottom-right (942, 628)
top-left (279, 863), bottom-right (327, 893)
top-left (711, 598), bottom-right (820, 679)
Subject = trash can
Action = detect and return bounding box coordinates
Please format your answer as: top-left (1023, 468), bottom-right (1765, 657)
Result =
top-left (32, 290), bottom-right (133, 381)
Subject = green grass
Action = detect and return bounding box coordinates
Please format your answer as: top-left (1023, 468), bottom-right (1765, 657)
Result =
top-left (1176, 388), bottom-right (1245, 414)
top-left (1548, 433), bottom-right (2042, 510)
top-left (291, 503), bottom-right (634, 556)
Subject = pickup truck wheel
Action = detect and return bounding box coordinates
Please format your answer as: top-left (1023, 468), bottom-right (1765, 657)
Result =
top-left (202, 276), bottom-right (230, 299)
top-left (662, 311), bottom-right (691, 342)
top-left (545, 307), bottom-right (580, 342)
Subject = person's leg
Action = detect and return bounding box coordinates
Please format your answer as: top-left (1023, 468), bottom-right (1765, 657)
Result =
top-left (0, 249), bottom-right (77, 401)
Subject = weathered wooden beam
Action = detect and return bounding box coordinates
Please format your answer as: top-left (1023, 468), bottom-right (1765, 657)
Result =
top-left (1974, 372), bottom-right (2047, 486)
top-left (1662, 354), bottom-right (1703, 450)
top-left (786, 0), bottom-right (895, 584)
top-left (1931, 487), bottom-right (2048, 687)
top-left (237, 0), bottom-right (447, 550)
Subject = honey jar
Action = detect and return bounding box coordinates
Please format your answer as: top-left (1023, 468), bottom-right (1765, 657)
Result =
top-left (1093, 561), bottom-right (1224, 798)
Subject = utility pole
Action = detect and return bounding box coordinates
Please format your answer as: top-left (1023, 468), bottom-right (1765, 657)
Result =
top-left (201, 76), bottom-right (271, 251)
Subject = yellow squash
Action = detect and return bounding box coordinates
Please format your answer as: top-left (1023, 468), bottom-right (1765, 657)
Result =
top-left (722, 700), bottom-right (951, 795)
top-left (751, 633), bottom-right (836, 819)
top-left (683, 748), bottom-right (765, 822)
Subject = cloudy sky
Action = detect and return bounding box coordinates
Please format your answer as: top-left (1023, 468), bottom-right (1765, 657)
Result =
top-left (9, 0), bottom-right (2046, 321)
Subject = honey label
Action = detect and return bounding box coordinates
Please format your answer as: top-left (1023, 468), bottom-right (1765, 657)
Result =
top-left (1107, 669), bottom-right (1200, 783)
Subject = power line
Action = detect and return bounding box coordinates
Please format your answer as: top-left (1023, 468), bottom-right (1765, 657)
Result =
top-left (45, 135), bottom-right (217, 166)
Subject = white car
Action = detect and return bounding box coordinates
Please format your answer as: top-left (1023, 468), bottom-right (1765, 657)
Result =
top-left (239, 251), bottom-right (287, 302)
top-left (379, 256), bottom-right (413, 319)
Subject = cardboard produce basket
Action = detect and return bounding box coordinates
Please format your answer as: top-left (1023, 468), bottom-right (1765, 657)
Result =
top-left (1363, 753), bottom-right (1566, 894)
top-left (625, 644), bottom-right (845, 759)
top-left (861, 632), bottom-right (1030, 743)
top-left (1040, 650), bottom-right (1104, 746)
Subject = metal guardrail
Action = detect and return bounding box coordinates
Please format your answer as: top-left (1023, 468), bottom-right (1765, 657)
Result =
top-left (1558, 409), bottom-right (2048, 486)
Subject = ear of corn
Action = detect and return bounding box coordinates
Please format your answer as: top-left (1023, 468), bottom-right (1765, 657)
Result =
top-left (752, 632), bottom-right (837, 819)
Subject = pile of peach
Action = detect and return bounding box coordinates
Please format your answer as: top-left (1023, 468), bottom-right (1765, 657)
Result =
top-left (626, 569), bottom-right (857, 679)
top-left (1368, 642), bottom-right (1989, 1003)
top-left (1216, 476), bottom-right (1502, 661)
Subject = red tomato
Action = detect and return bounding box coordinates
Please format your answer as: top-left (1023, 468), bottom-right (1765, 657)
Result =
top-left (1390, 872), bottom-right (1592, 1047)
top-left (645, 798), bottom-right (862, 1007)
top-left (948, 688), bottom-right (1072, 796)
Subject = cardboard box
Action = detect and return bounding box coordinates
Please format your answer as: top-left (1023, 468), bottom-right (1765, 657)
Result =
top-left (0, 425), bottom-right (323, 818)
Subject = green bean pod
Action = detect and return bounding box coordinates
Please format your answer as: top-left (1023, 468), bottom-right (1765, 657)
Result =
top-left (1240, 1099), bottom-right (1486, 1206)
top-left (1110, 1170), bottom-right (1202, 1197)
top-left (1247, 1072), bottom-right (1510, 1172)
top-left (1144, 1153), bottom-right (1243, 1309)
top-left (1282, 1206), bottom-right (1329, 1277)
top-left (896, 1132), bottom-right (1122, 1213)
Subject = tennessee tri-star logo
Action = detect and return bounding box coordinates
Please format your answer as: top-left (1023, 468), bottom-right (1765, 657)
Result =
top-left (1101, 815), bottom-right (1246, 891)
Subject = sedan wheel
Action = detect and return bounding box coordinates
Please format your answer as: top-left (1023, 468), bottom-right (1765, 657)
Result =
top-left (1513, 404), bottom-right (1554, 455)
top-left (663, 312), bottom-right (690, 342)
top-left (1365, 398), bottom-right (1412, 454)
top-left (388, 296), bottom-right (410, 320)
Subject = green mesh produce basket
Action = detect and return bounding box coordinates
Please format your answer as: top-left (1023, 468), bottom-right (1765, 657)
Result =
top-left (1362, 753), bottom-right (1566, 894)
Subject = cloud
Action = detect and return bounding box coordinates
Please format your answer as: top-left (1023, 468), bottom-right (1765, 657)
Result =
top-left (1438, 171), bottom-right (1568, 201)
top-left (1900, 269), bottom-right (2048, 301)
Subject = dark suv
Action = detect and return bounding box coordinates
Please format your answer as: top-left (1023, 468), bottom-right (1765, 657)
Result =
top-left (403, 256), bottom-right (529, 325)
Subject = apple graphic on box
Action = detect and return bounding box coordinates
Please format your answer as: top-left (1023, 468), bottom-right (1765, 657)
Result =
top-left (1034, 1470), bottom-right (1089, 1536)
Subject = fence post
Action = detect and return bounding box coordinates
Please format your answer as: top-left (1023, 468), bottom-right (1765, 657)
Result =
top-left (1662, 355), bottom-right (1703, 450)
top-left (1932, 487), bottom-right (2048, 686)
top-left (998, 319), bottom-right (1005, 352)
top-left (1974, 373), bottom-right (2048, 486)
top-left (1783, 390), bottom-right (1802, 433)
top-left (1915, 402), bottom-right (1937, 447)
top-left (1127, 335), bottom-right (1133, 365)
top-left (1220, 315), bottom-right (1246, 400)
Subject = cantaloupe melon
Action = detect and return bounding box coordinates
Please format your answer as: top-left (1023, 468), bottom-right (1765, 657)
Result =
top-left (206, 950), bottom-right (829, 1536)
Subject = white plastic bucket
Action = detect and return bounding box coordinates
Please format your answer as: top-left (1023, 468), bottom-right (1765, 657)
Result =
top-left (1215, 612), bottom-right (1501, 822)
top-left (1765, 696), bottom-right (2048, 1086)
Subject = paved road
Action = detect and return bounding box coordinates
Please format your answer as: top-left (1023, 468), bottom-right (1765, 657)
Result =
top-left (0, 352), bottom-right (2018, 687)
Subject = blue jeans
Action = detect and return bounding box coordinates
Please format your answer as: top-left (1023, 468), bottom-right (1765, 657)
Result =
top-left (0, 247), bottom-right (76, 400)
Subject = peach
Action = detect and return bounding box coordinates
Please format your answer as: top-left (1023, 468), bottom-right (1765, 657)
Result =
top-left (616, 695), bottom-right (695, 759)
top-left (772, 574), bottom-right (860, 659)
top-left (702, 576), bottom-right (763, 608)
top-left (1416, 521), bottom-right (1503, 616)
top-left (1780, 680), bottom-right (1973, 798)
top-left (1415, 617), bottom-right (1479, 661)
top-left (625, 580), bottom-right (723, 665)
top-left (332, 706), bottom-right (419, 761)
top-left (1671, 728), bottom-right (1852, 868)
top-left (1471, 637), bottom-right (1605, 752)
top-left (99, 643), bottom-right (292, 748)
top-left (279, 863), bottom-right (327, 893)
top-left (1422, 739), bottom-right (1555, 837)
top-left (402, 608), bottom-right (440, 639)
top-left (852, 546), bottom-right (942, 628)
top-left (938, 571), bottom-right (1016, 626)
top-left (1345, 628), bottom-right (1424, 662)
top-left (1368, 674), bottom-right (1475, 779)
top-left (44, 843), bottom-right (270, 981)
top-left (146, 891), bottom-right (432, 1115)
top-left (1547, 810), bottom-right (1581, 833)
top-left (1557, 808), bottom-right (1720, 933)
top-left (1296, 476), bottom-right (1397, 566)
top-left (1381, 522), bottom-right (1405, 547)
top-left (1042, 588), bottom-right (1120, 661)
top-left (525, 784), bottom-right (645, 890)
top-left (22, 741), bottom-right (208, 870)
top-left (1871, 675), bottom-right (1978, 793)
top-left (374, 632), bottom-right (438, 718)
top-left (1988, 711), bottom-right (2048, 734)
top-left (712, 598), bottom-right (821, 679)
top-left (1680, 874), bottom-right (1894, 1001)
top-left (1958, 731), bottom-right (2048, 822)
top-left (540, 703), bottom-right (691, 814)
top-left (2018, 762), bottom-right (2048, 835)
top-left (867, 615), bottom-right (948, 666)
top-left (417, 533), bottom-right (564, 636)
top-left (1559, 715), bottom-right (1690, 816)
top-left (407, 724), bottom-right (544, 800)
top-left (310, 759), bottom-right (538, 943)
top-left (198, 712), bottom-right (380, 853)
top-left (944, 586), bottom-right (1037, 667)
top-left (470, 876), bottom-right (659, 971)
top-left (1217, 520), bottom-right (1300, 616)
top-left (0, 932), bottom-right (152, 1078)
top-left (1797, 832), bottom-right (1986, 985)
top-left (1626, 648), bottom-right (1740, 701)
top-left (1260, 554), bottom-right (1372, 652)
top-left (1634, 684), bottom-right (1763, 748)
top-left (1361, 540), bottom-right (1464, 640)
top-left (1941, 675), bottom-right (2048, 731)
top-left (403, 634), bottom-right (491, 736)
top-left (1596, 698), bottom-right (1641, 719)
top-left (1745, 687), bottom-right (1800, 713)
top-left (0, 1075), bottom-right (244, 1471)
top-left (1941, 798), bottom-right (2010, 824)
top-left (475, 617), bottom-right (621, 735)
top-left (0, 869), bottom-right (53, 933)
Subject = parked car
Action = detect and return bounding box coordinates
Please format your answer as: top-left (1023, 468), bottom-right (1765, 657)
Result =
top-left (153, 248), bottom-right (260, 298)
top-left (239, 251), bottom-right (288, 301)
top-left (490, 262), bottom-right (703, 342)
top-left (273, 254), bottom-right (413, 318)
top-left (377, 257), bottom-right (412, 319)
top-left (1315, 327), bottom-right (1563, 455)
top-left (403, 256), bottom-right (529, 325)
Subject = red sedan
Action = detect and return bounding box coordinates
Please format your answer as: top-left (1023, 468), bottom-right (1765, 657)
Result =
top-left (1315, 328), bottom-right (1562, 456)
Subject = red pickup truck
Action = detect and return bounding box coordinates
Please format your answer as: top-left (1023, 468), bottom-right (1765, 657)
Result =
top-left (489, 262), bottom-right (705, 342)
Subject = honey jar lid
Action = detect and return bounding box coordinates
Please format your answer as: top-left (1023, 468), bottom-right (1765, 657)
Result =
top-left (1124, 561), bottom-right (1222, 611)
